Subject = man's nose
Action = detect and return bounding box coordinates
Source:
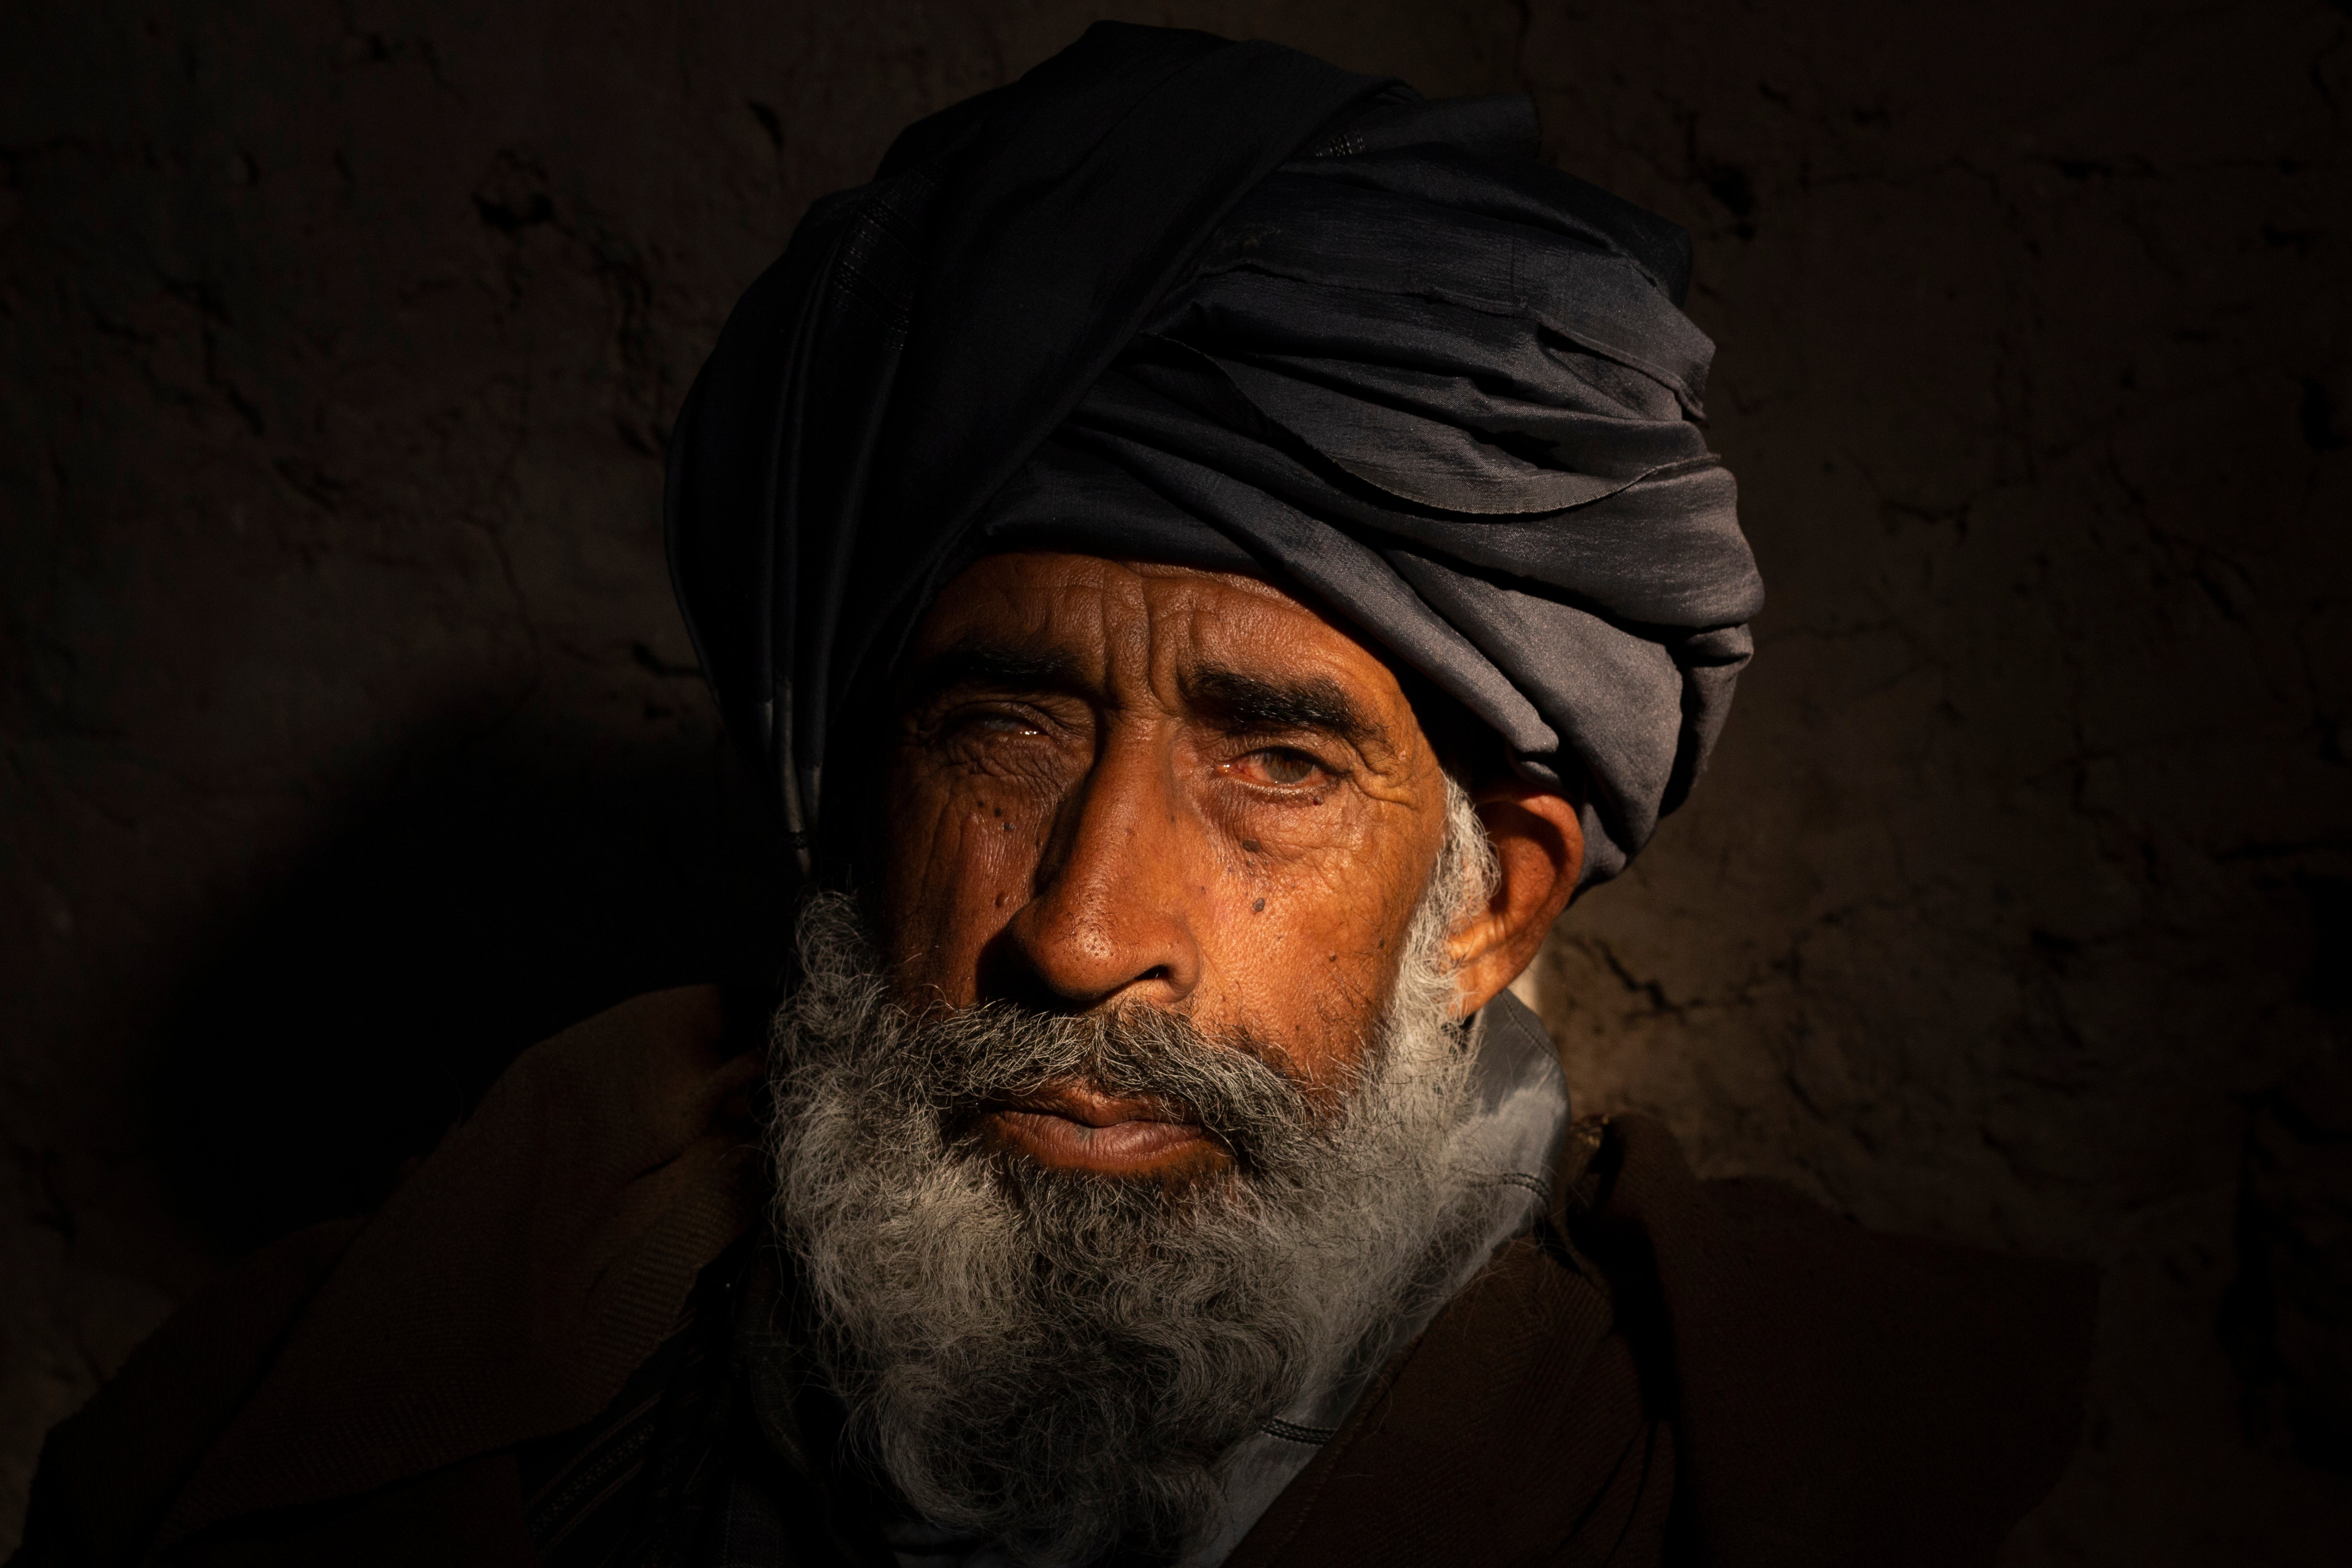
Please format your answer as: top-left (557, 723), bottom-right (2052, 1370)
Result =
top-left (990, 733), bottom-right (1201, 1010)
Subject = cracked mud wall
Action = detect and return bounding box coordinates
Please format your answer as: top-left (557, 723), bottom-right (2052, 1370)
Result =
top-left (0, 2), bottom-right (2344, 1561)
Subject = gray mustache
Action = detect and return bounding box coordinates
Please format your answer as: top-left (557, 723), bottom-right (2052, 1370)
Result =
top-left (786, 997), bottom-right (1355, 1175)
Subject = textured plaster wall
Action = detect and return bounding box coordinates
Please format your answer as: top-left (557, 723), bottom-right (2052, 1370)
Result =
top-left (1516, 7), bottom-right (2352, 1562)
top-left (0, 2), bottom-right (2343, 1561)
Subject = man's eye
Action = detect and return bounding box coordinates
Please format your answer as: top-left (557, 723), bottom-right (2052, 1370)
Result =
top-left (948, 709), bottom-right (1043, 739)
top-left (1236, 748), bottom-right (1322, 787)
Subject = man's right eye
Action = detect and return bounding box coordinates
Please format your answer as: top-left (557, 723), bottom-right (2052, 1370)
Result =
top-left (947, 708), bottom-right (1044, 739)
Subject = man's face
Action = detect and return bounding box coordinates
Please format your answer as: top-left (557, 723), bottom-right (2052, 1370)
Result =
top-left (874, 551), bottom-right (1455, 1180)
top-left (786, 550), bottom-right (1579, 1560)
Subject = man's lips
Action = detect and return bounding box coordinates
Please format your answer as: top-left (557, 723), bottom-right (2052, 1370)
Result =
top-left (981, 1083), bottom-right (1217, 1174)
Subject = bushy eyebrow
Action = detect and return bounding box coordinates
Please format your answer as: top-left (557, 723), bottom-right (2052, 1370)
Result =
top-left (897, 639), bottom-right (1088, 711)
top-left (898, 642), bottom-right (1388, 754)
top-left (1183, 665), bottom-right (1385, 752)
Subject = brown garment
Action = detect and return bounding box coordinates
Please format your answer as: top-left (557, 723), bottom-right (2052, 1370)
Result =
top-left (12, 988), bottom-right (2095, 1568)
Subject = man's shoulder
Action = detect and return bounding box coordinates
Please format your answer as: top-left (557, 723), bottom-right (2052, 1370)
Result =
top-left (1570, 1114), bottom-right (2100, 1567)
top-left (10, 986), bottom-right (764, 1568)
top-left (13, 1217), bottom-right (364, 1568)
top-left (1244, 1113), bottom-right (2097, 1568)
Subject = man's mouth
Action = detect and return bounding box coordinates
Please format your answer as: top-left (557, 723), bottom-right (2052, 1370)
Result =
top-left (980, 1082), bottom-right (1222, 1176)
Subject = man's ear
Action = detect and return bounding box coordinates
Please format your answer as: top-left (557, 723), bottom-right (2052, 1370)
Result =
top-left (1444, 782), bottom-right (1584, 1019)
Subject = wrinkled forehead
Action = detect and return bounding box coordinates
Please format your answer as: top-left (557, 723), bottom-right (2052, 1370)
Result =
top-left (904, 550), bottom-right (1422, 729)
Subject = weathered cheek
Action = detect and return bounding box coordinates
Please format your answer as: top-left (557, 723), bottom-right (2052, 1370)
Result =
top-left (890, 774), bottom-right (1052, 1000)
top-left (1191, 806), bottom-right (1428, 1081)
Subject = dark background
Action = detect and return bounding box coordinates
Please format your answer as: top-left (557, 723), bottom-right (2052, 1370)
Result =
top-left (2, 2), bottom-right (2346, 1559)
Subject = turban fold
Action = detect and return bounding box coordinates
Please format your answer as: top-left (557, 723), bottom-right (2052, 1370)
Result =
top-left (666, 22), bottom-right (1762, 886)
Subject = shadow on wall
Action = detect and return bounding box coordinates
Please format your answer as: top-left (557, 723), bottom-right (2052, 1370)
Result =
top-left (145, 710), bottom-right (798, 1256)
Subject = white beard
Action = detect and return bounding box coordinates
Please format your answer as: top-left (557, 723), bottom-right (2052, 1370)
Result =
top-left (759, 787), bottom-right (1498, 1567)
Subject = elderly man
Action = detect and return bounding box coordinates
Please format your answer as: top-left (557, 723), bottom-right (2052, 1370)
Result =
top-left (16, 24), bottom-right (2094, 1568)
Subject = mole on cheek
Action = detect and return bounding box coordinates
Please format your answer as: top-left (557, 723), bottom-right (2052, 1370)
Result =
top-left (1253, 897), bottom-right (1266, 913)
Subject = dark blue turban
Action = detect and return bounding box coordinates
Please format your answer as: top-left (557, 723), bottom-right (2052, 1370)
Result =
top-left (666, 23), bottom-right (1762, 887)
